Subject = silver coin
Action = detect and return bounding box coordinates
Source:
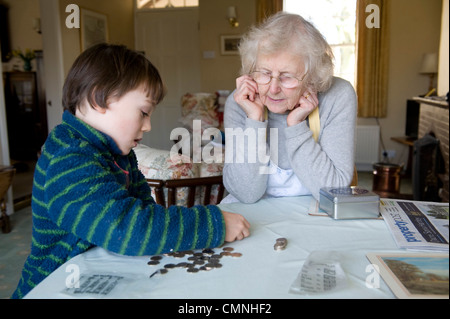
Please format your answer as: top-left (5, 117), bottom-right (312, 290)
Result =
top-left (274, 238), bottom-right (288, 250)
top-left (202, 248), bottom-right (215, 255)
top-left (193, 260), bottom-right (205, 265)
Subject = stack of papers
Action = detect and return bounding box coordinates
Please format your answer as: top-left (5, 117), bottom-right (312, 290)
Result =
top-left (380, 199), bottom-right (449, 252)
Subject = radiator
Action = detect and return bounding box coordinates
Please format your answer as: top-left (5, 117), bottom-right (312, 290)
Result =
top-left (355, 125), bottom-right (380, 171)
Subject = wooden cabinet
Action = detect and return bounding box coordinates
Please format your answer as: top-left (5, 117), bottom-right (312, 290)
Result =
top-left (3, 71), bottom-right (48, 160)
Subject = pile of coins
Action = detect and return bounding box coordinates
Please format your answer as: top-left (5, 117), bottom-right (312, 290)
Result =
top-left (148, 246), bottom-right (242, 277)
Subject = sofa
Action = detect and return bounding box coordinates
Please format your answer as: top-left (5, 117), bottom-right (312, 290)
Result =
top-left (134, 143), bottom-right (226, 207)
top-left (134, 91), bottom-right (232, 206)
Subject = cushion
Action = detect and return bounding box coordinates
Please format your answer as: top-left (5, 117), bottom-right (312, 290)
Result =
top-left (180, 93), bottom-right (219, 132)
top-left (134, 144), bottom-right (199, 206)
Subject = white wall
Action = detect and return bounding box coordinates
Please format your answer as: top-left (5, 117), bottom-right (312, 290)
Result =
top-left (438, 0), bottom-right (449, 96)
top-left (0, 48), bottom-right (14, 214)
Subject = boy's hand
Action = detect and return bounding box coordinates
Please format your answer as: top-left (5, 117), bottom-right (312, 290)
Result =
top-left (221, 211), bottom-right (251, 242)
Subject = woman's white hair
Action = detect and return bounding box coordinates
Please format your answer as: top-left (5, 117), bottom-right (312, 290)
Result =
top-left (239, 12), bottom-right (334, 92)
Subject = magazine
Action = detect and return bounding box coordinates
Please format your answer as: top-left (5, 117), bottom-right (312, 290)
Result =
top-left (380, 198), bottom-right (449, 251)
top-left (367, 252), bottom-right (449, 299)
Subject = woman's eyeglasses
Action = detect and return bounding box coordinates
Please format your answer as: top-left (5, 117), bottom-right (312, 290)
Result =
top-left (250, 71), bottom-right (306, 89)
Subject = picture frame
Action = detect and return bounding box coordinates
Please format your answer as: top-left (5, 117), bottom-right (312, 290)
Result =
top-left (220, 35), bottom-right (241, 56)
top-left (367, 252), bottom-right (449, 299)
top-left (80, 9), bottom-right (109, 51)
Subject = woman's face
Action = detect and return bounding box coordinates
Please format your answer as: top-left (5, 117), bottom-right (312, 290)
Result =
top-left (254, 51), bottom-right (307, 114)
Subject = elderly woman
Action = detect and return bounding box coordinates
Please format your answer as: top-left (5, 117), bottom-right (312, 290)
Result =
top-left (222, 12), bottom-right (357, 203)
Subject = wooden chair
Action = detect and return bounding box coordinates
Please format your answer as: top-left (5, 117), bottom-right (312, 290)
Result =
top-left (351, 165), bottom-right (358, 186)
top-left (0, 166), bottom-right (16, 233)
top-left (147, 175), bottom-right (225, 208)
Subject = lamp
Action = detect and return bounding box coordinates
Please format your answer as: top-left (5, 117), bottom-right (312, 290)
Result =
top-left (419, 53), bottom-right (438, 93)
top-left (227, 6), bottom-right (239, 28)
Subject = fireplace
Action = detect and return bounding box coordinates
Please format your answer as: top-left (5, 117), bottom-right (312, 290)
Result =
top-left (414, 97), bottom-right (449, 202)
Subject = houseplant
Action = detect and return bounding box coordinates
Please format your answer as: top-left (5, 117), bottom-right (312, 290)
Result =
top-left (10, 48), bottom-right (35, 71)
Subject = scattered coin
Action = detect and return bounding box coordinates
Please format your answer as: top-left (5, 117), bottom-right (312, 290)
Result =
top-left (274, 237), bottom-right (288, 251)
top-left (150, 255), bottom-right (162, 261)
top-left (150, 268), bottom-right (169, 278)
top-left (173, 252), bottom-right (185, 258)
top-left (205, 263), bottom-right (217, 270)
top-left (147, 246), bottom-right (243, 278)
top-left (187, 268), bottom-right (199, 273)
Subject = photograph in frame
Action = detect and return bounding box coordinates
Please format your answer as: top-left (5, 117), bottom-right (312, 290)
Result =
top-left (367, 252), bottom-right (449, 299)
top-left (220, 35), bottom-right (241, 56)
top-left (80, 8), bottom-right (109, 51)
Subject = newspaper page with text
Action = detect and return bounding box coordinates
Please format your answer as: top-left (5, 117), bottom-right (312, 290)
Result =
top-left (380, 199), bottom-right (449, 251)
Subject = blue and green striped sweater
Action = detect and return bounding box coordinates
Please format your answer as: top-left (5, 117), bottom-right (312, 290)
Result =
top-left (12, 111), bottom-right (225, 298)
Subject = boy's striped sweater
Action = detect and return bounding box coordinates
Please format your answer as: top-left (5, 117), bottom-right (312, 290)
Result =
top-left (12, 111), bottom-right (225, 298)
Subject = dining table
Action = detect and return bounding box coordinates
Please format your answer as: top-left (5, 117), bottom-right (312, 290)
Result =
top-left (24, 195), bottom-right (404, 300)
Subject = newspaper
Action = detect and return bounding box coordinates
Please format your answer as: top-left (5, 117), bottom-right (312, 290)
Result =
top-left (380, 198), bottom-right (449, 252)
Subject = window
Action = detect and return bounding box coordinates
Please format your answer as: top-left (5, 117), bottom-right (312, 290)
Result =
top-left (137, 0), bottom-right (198, 10)
top-left (284, 0), bottom-right (356, 87)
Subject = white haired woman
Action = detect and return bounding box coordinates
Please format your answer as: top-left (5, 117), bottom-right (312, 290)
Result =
top-left (222, 12), bottom-right (357, 203)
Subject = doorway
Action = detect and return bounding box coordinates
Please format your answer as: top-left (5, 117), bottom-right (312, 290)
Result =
top-left (135, 8), bottom-right (201, 150)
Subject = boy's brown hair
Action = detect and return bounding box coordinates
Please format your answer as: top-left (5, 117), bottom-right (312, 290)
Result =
top-left (63, 43), bottom-right (165, 114)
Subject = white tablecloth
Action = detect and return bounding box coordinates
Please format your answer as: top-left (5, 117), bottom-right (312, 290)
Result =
top-left (25, 196), bottom-right (401, 299)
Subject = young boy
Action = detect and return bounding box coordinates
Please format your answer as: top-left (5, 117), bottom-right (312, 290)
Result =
top-left (12, 43), bottom-right (250, 299)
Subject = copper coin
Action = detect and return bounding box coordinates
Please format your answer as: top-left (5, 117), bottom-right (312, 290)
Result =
top-left (150, 255), bottom-right (162, 261)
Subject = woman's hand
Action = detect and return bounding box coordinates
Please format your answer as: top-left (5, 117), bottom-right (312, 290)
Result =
top-left (221, 210), bottom-right (251, 242)
top-left (234, 75), bottom-right (265, 122)
top-left (286, 90), bottom-right (319, 127)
